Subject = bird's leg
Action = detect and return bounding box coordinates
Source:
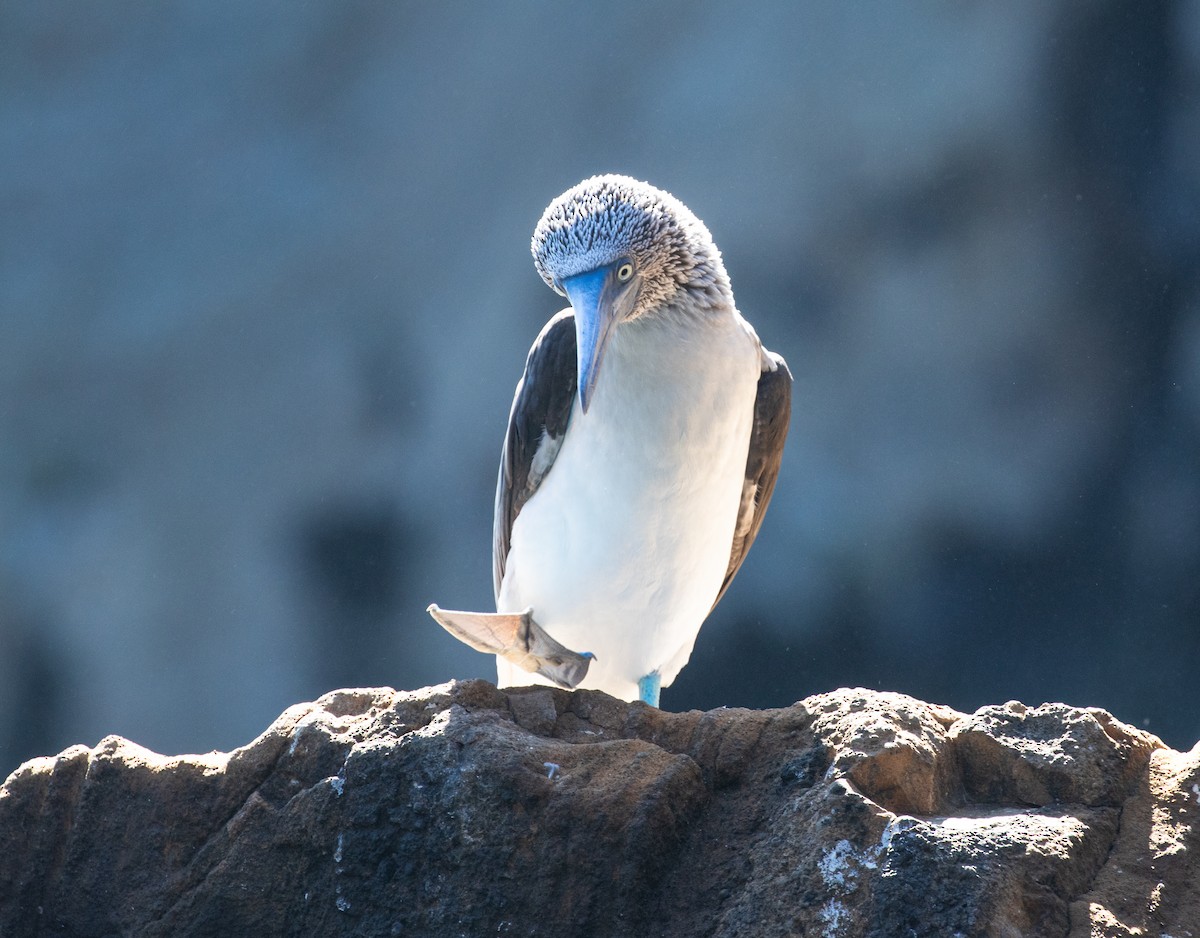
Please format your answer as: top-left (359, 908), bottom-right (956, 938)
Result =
top-left (427, 604), bottom-right (594, 689)
top-left (637, 671), bottom-right (661, 707)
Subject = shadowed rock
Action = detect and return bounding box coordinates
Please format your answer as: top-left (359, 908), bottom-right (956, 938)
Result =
top-left (1, 684), bottom-right (1195, 937)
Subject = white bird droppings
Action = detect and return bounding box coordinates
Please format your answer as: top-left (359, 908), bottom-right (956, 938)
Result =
top-left (818, 840), bottom-right (857, 889)
top-left (819, 899), bottom-right (848, 935)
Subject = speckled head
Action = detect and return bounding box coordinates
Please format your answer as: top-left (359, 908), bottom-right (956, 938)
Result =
top-left (531, 175), bottom-right (732, 315)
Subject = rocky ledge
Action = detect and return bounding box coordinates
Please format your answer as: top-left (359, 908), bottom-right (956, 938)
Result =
top-left (1, 683), bottom-right (1196, 937)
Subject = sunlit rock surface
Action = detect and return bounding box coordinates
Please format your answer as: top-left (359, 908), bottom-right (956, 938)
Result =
top-left (2, 683), bottom-right (1195, 937)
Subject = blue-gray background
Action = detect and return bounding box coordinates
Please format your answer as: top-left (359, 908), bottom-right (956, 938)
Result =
top-left (3, 2), bottom-right (1199, 775)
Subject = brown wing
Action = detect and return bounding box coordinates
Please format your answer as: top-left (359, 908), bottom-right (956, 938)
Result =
top-left (710, 350), bottom-right (793, 612)
top-left (493, 311), bottom-right (578, 600)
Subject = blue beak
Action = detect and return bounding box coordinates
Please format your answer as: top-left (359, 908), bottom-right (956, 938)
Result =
top-left (562, 265), bottom-right (623, 414)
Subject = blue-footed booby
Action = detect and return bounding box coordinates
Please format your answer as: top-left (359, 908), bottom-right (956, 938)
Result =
top-left (429, 174), bottom-right (791, 707)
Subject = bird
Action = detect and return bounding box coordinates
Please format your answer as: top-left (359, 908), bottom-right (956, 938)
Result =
top-left (429, 174), bottom-right (791, 707)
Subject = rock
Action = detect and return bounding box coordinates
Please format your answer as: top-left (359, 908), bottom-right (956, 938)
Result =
top-left (1, 684), bottom-right (1195, 937)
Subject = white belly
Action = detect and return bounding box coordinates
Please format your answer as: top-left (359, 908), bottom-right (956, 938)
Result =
top-left (496, 312), bottom-right (761, 700)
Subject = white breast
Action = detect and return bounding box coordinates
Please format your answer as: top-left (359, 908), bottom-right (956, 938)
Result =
top-left (496, 309), bottom-right (761, 700)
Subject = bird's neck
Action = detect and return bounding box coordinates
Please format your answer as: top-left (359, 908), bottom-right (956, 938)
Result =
top-left (654, 286), bottom-right (738, 330)
top-left (618, 299), bottom-right (753, 372)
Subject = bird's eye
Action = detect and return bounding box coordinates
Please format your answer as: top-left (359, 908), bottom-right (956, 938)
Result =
top-left (616, 261), bottom-right (634, 282)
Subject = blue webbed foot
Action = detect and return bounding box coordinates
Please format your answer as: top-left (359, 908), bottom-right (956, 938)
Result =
top-left (638, 671), bottom-right (661, 708)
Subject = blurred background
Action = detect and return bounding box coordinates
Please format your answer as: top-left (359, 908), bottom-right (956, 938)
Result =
top-left (3, 1), bottom-right (1199, 776)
